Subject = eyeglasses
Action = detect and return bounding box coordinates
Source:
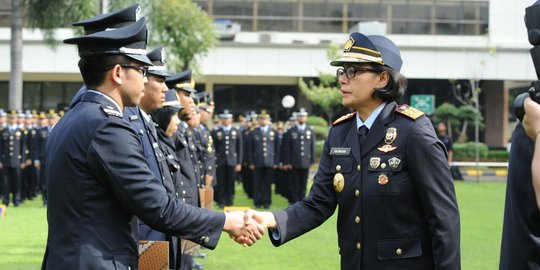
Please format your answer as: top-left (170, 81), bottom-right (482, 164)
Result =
top-left (336, 66), bottom-right (381, 80)
top-left (119, 65), bottom-right (148, 77)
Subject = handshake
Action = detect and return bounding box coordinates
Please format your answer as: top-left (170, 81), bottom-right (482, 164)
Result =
top-left (222, 210), bottom-right (277, 247)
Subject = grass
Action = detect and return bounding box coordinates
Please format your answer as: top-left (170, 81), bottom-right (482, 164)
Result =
top-left (0, 181), bottom-right (506, 270)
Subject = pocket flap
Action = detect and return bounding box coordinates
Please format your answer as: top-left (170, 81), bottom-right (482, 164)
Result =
top-left (377, 238), bottom-right (422, 260)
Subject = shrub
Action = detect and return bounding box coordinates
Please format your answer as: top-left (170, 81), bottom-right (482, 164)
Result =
top-left (307, 115), bottom-right (328, 127)
top-left (453, 142), bottom-right (489, 161)
top-left (486, 149), bottom-right (509, 162)
top-left (315, 140), bottom-right (325, 159)
top-left (313, 125), bottom-right (329, 140)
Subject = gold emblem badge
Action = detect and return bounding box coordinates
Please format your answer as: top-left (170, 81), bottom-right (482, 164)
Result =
top-left (344, 37), bottom-right (355, 52)
top-left (369, 157), bottom-right (381, 169)
top-left (384, 127), bottom-right (397, 145)
top-left (333, 173), bottom-right (345, 193)
top-left (378, 173), bottom-right (389, 185)
top-left (377, 144), bottom-right (397, 153)
top-left (388, 157), bottom-right (401, 169)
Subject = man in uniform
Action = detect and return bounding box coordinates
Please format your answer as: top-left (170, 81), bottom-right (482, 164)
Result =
top-left (42, 17), bottom-right (262, 270)
top-left (69, 3), bottom-right (142, 108)
top-left (255, 32), bottom-right (460, 269)
top-left (212, 110), bottom-right (242, 208)
top-left (281, 108), bottom-right (316, 203)
top-left (240, 112), bottom-right (256, 199)
top-left (0, 111), bottom-right (24, 207)
top-left (0, 109), bottom-right (6, 198)
top-left (247, 111), bottom-right (278, 209)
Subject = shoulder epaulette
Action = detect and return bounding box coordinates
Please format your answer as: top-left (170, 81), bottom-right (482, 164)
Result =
top-left (332, 112), bottom-right (356, 126)
top-left (100, 106), bottom-right (122, 118)
top-left (395, 104), bottom-right (424, 120)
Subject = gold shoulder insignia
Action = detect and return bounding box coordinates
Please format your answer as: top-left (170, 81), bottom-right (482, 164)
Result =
top-left (332, 112), bottom-right (356, 126)
top-left (100, 107), bottom-right (122, 118)
top-left (395, 104), bottom-right (424, 120)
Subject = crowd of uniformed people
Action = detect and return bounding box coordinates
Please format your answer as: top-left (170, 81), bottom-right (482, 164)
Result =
top-left (0, 109), bottom-right (59, 208)
top-left (2, 4), bottom-right (317, 270)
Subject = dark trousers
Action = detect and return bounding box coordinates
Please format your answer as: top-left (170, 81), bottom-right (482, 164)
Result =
top-left (253, 167), bottom-right (273, 207)
top-left (241, 164), bottom-right (253, 198)
top-left (216, 165), bottom-right (236, 206)
top-left (289, 168), bottom-right (309, 203)
top-left (3, 166), bottom-right (21, 206)
top-left (22, 166), bottom-right (34, 200)
top-left (39, 167), bottom-right (47, 205)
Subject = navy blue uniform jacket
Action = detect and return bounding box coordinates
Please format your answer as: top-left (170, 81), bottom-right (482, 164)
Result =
top-left (270, 102), bottom-right (460, 270)
top-left (42, 91), bottom-right (225, 270)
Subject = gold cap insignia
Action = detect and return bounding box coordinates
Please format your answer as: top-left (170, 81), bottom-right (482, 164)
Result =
top-left (378, 173), bottom-right (389, 185)
top-left (384, 127), bottom-right (397, 145)
top-left (369, 157), bottom-right (381, 169)
top-left (344, 37), bottom-right (355, 52)
top-left (333, 173), bottom-right (345, 193)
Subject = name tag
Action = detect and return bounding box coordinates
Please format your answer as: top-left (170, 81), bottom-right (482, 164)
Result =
top-left (330, 147), bottom-right (350, 156)
top-left (129, 115), bottom-right (139, 121)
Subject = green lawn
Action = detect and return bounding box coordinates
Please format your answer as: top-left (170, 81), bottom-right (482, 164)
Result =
top-left (0, 181), bottom-right (506, 270)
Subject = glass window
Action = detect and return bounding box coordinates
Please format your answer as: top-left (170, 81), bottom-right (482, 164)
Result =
top-left (0, 82), bottom-right (8, 109)
top-left (41, 82), bottom-right (64, 110)
top-left (258, 19), bottom-right (297, 32)
top-left (258, 1), bottom-right (298, 17)
top-left (23, 82), bottom-right (42, 110)
top-left (214, 0), bottom-right (253, 16)
top-left (349, 1), bottom-right (386, 21)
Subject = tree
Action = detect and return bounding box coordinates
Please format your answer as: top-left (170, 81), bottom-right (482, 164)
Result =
top-left (9, 0), bottom-right (24, 110)
top-left (299, 43), bottom-right (343, 123)
top-left (433, 102), bottom-right (459, 140)
top-left (147, 0), bottom-right (217, 72)
top-left (17, 0), bottom-right (216, 109)
top-left (456, 105), bottom-right (484, 143)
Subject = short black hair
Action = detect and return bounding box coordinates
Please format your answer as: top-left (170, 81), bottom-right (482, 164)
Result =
top-left (78, 55), bottom-right (132, 89)
top-left (371, 65), bottom-right (407, 102)
top-left (152, 106), bottom-right (178, 133)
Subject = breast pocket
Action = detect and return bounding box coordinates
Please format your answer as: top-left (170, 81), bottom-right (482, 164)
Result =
top-left (330, 156), bottom-right (354, 198)
top-left (366, 154), bottom-right (406, 195)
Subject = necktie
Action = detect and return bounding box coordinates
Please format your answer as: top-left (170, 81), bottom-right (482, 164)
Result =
top-left (358, 126), bottom-right (368, 153)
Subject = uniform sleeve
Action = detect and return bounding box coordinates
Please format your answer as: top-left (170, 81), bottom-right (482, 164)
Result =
top-left (87, 119), bottom-right (226, 249)
top-left (270, 129), bottom-right (338, 246)
top-left (406, 117), bottom-right (460, 269)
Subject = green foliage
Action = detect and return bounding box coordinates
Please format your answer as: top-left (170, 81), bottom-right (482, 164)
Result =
top-left (315, 140), bottom-right (325, 159)
top-left (313, 125), bottom-right (329, 141)
top-left (457, 105), bottom-right (484, 128)
top-left (298, 78), bottom-right (342, 121)
top-left (306, 115), bottom-right (328, 128)
top-left (148, 0), bottom-right (217, 72)
top-left (26, 0), bottom-right (99, 45)
top-left (486, 150), bottom-right (509, 162)
top-left (433, 103), bottom-right (460, 127)
top-left (453, 142), bottom-right (489, 160)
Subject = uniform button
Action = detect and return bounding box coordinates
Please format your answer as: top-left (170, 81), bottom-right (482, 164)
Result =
top-left (396, 248), bottom-right (403, 256)
top-left (225, 136), bottom-right (229, 139)
top-left (183, 190), bottom-right (186, 195)
top-left (356, 243), bottom-right (361, 250)
top-left (226, 151), bottom-right (229, 154)
top-left (355, 189), bottom-right (360, 197)
top-left (182, 198), bottom-right (186, 202)
top-left (225, 146), bottom-right (229, 149)
top-left (176, 192), bottom-right (179, 197)
top-left (225, 141), bottom-right (229, 144)
top-left (128, 267), bottom-right (131, 270)
top-left (357, 165), bottom-right (361, 171)
top-left (300, 147), bottom-right (304, 150)
top-left (263, 147), bottom-right (267, 151)
top-left (162, 176), bottom-right (165, 180)
top-left (355, 216), bottom-right (360, 224)
top-left (301, 153), bottom-right (304, 156)
top-left (204, 236), bottom-right (210, 243)
top-left (300, 141), bottom-right (304, 145)
top-left (336, 165), bottom-right (341, 171)
top-left (181, 181), bottom-right (184, 185)
top-left (9, 142), bottom-right (13, 145)
top-left (263, 142), bottom-right (267, 146)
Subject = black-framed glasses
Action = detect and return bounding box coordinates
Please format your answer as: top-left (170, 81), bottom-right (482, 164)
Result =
top-left (119, 65), bottom-right (148, 77)
top-left (106, 64), bottom-right (148, 77)
top-left (336, 66), bottom-right (381, 80)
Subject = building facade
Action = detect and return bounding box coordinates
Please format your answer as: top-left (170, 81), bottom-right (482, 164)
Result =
top-left (0, 0), bottom-right (535, 147)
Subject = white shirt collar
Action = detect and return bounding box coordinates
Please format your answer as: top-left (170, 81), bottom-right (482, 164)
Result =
top-left (139, 108), bottom-right (151, 123)
top-left (297, 124), bottom-right (306, 130)
top-left (356, 102), bottom-right (387, 130)
top-left (87, 90), bottom-right (123, 117)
